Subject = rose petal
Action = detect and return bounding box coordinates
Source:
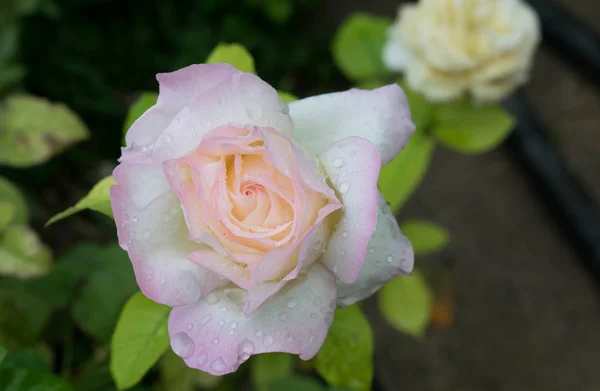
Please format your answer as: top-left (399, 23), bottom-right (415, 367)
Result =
top-left (110, 180), bottom-right (226, 307)
top-left (336, 192), bottom-right (414, 307)
top-left (153, 64), bottom-right (293, 163)
top-left (167, 263), bottom-right (336, 375)
top-left (319, 137), bottom-right (381, 284)
top-left (288, 85), bottom-right (415, 165)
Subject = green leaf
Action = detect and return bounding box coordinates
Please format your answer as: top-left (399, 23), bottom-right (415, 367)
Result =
top-left (0, 94), bottom-right (89, 167)
top-left (0, 202), bottom-right (15, 231)
top-left (432, 99), bottom-right (515, 154)
top-left (398, 79), bottom-right (433, 131)
top-left (332, 13), bottom-right (391, 82)
top-left (0, 346), bottom-right (7, 365)
top-left (110, 292), bottom-right (170, 390)
top-left (278, 91), bottom-right (298, 103)
top-left (315, 305), bottom-right (373, 391)
top-left (206, 43), bottom-right (256, 74)
top-left (0, 225), bottom-right (52, 278)
top-left (251, 353), bottom-right (294, 391)
top-left (0, 176), bottom-right (28, 226)
top-left (0, 347), bottom-right (50, 371)
top-left (46, 176), bottom-right (116, 226)
top-left (378, 130), bottom-right (435, 213)
top-left (400, 220), bottom-right (450, 255)
top-left (378, 270), bottom-right (432, 337)
top-left (72, 244), bottom-right (138, 342)
top-left (264, 0), bottom-right (294, 24)
top-left (0, 368), bottom-right (74, 391)
top-left (123, 92), bottom-right (159, 139)
top-left (268, 377), bottom-right (325, 391)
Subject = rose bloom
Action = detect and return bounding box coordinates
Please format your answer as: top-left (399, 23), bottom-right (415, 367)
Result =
top-left (111, 64), bottom-right (415, 375)
top-left (383, 0), bottom-right (541, 103)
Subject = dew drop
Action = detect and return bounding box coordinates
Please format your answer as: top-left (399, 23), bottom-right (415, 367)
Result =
top-left (310, 313), bottom-right (317, 319)
top-left (338, 182), bottom-right (350, 194)
top-left (196, 354), bottom-right (207, 366)
top-left (333, 158), bottom-right (345, 168)
top-left (165, 135), bottom-right (172, 143)
top-left (255, 330), bottom-right (263, 338)
top-left (132, 216), bottom-right (138, 223)
top-left (350, 223), bottom-right (356, 230)
top-left (214, 338), bottom-right (220, 345)
top-left (201, 315), bottom-right (213, 325)
top-left (206, 293), bottom-right (219, 305)
top-left (230, 321), bottom-right (237, 329)
top-left (263, 335), bottom-right (274, 347)
top-left (376, 261), bottom-right (381, 268)
top-left (286, 299), bottom-right (297, 309)
top-left (228, 330), bottom-right (235, 336)
top-left (245, 105), bottom-right (263, 120)
top-left (173, 117), bottom-right (180, 124)
top-left (368, 248), bottom-right (375, 254)
top-left (386, 254), bottom-right (394, 263)
top-left (342, 230), bottom-right (349, 238)
top-left (210, 357), bottom-right (226, 373)
top-left (218, 320), bottom-right (225, 327)
top-left (279, 312), bottom-right (287, 321)
top-left (171, 333), bottom-right (195, 359)
top-left (187, 323), bottom-right (193, 330)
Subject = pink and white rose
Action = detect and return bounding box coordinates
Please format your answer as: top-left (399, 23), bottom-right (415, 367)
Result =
top-left (111, 63), bottom-right (415, 375)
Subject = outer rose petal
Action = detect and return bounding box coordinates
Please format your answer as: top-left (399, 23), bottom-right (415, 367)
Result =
top-left (288, 85), bottom-right (415, 165)
top-left (336, 192), bottom-right (414, 307)
top-left (111, 162), bottom-right (227, 306)
top-left (122, 63), bottom-right (293, 163)
top-left (318, 137), bottom-right (380, 284)
top-left (168, 263), bottom-right (336, 375)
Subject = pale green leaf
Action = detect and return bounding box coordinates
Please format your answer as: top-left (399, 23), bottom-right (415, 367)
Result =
top-left (278, 91), bottom-right (298, 103)
top-left (0, 226), bottom-right (52, 278)
top-left (123, 92), bottom-right (159, 141)
top-left (400, 220), bottom-right (450, 255)
top-left (378, 130), bottom-right (435, 213)
top-left (0, 202), bottom-right (15, 231)
top-left (315, 305), bottom-right (373, 391)
top-left (0, 346), bottom-right (6, 364)
top-left (0, 176), bottom-right (28, 226)
top-left (432, 99), bottom-right (515, 154)
top-left (206, 43), bottom-right (256, 74)
top-left (378, 270), bottom-right (432, 337)
top-left (251, 353), bottom-right (294, 391)
top-left (72, 244), bottom-right (137, 342)
top-left (332, 13), bottom-right (392, 82)
top-left (0, 94), bottom-right (89, 167)
top-left (110, 292), bottom-right (170, 390)
top-left (46, 176), bottom-right (116, 226)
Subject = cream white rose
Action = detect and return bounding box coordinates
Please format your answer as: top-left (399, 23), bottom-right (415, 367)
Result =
top-left (383, 0), bottom-right (541, 103)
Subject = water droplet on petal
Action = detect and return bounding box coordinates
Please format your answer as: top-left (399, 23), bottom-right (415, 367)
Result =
top-left (165, 135), bottom-right (172, 143)
top-left (218, 320), bottom-right (225, 327)
top-left (196, 354), bottom-right (207, 366)
top-left (171, 332), bottom-right (195, 359)
top-left (285, 336), bottom-right (294, 344)
top-left (188, 323), bottom-right (193, 330)
top-left (338, 182), bottom-right (350, 194)
top-left (376, 261), bottom-right (381, 268)
top-left (132, 217), bottom-right (138, 223)
top-left (333, 158), bottom-right (345, 168)
top-left (211, 357), bottom-right (227, 373)
top-left (206, 293), bottom-right (219, 305)
top-left (310, 313), bottom-right (317, 319)
top-left (279, 312), bottom-right (287, 321)
top-left (228, 330), bottom-right (235, 336)
top-left (255, 330), bottom-right (263, 338)
top-left (286, 299), bottom-right (297, 309)
top-left (263, 335), bottom-right (274, 347)
top-left (201, 315), bottom-right (213, 325)
top-left (342, 230), bottom-right (349, 238)
top-left (245, 105), bottom-right (262, 120)
top-left (368, 248), bottom-right (375, 254)
top-left (386, 254), bottom-right (393, 263)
